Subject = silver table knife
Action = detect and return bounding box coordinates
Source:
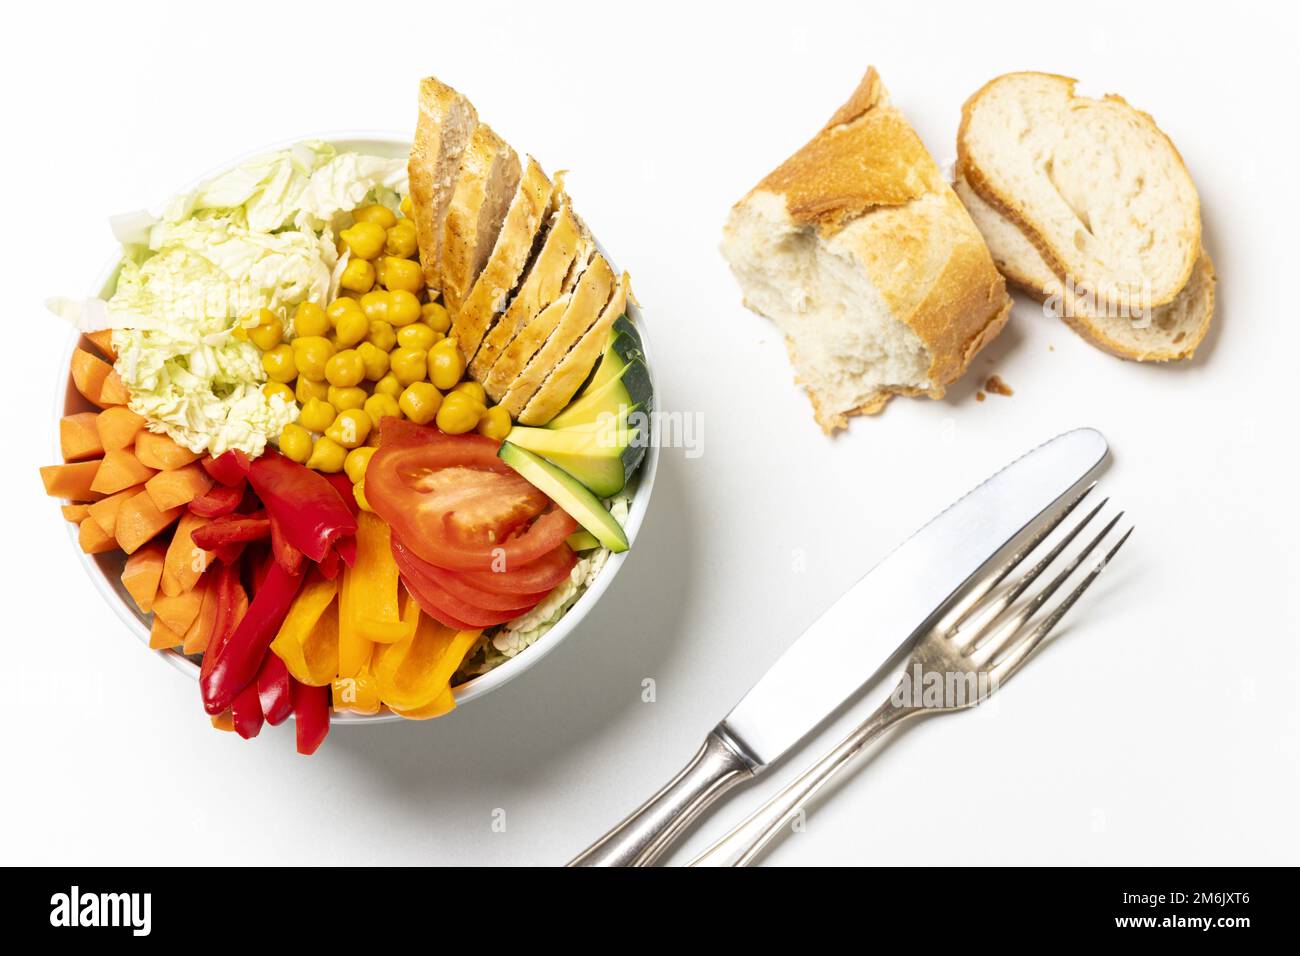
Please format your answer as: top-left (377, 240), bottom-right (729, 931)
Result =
top-left (568, 427), bottom-right (1109, 866)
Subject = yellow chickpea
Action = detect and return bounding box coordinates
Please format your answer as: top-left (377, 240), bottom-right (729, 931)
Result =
top-left (325, 349), bottom-right (365, 388)
top-left (397, 323), bottom-right (437, 351)
top-left (366, 319), bottom-right (397, 352)
top-left (344, 445), bottom-right (378, 484)
top-left (327, 297), bottom-right (365, 329)
top-left (299, 398), bottom-right (336, 433)
top-left (359, 289), bottom-right (392, 323)
top-left (339, 220), bottom-right (386, 260)
top-left (291, 336), bottom-right (335, 381)
top-left (452, 380), bottom-right (487, 405)
top-left (387, 289), bottom-right (422, 326)
top-left (353, 203), bottom-right (397, 229)
top-left (363, 393), bottom-right (401, 430)
top-left (263, 381), bottom-right (295, 405)
top-left (380, 256), bottom-right (425, 294)
top-left (398, 382), bottom-right (443, 425)
top-left (428, 337), bottom-right (465, 390)
top-left (306, 436), bottom-right (347, 473)
top-left (326, 408), bottom-right (371, 449)
top-left (339, 257), bottom-right (376, 294)
top-left (353, 479), bottom-right (372, 512)
top-left (434, 390), bottom-right (484, 435)
top-left (334, 308), bottom-right (368, 348)
top-left (328, 385), bottom-right (368, 412)
top-left (421, 301), bottom-right (451, 333)
top-left (295, 376), bottom-right (329, 404)
top-left (476, 405), bottom-right (512, 441)
top-left (261, 344), bottom-right (297, 383)
top-left (389, 347), bottom-right (428, 387)
top-left (247, 308), bottom-right (284, 350)
top-left (399, 195), bottom-right (413, 217)
top-left (279, 423), bottom-right (313, 463)
top-left (373, 373), bottom-right (403, 400)
top-left (384, 219), bottom-right (418, 258)
top-left (356, 341), bottom-right (390, 381)
top-left (294, 301), bottom-right (330, 337)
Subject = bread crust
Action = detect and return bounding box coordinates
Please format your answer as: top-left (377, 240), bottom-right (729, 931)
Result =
top-left (957, 72), bottom-right (1200, 311)
top-left (732, 67), bottom-right (1010, 432)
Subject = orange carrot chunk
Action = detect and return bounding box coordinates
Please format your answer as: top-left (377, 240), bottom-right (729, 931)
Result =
top-left (87, 483), bottom-right (146, 538)
top-left (60, 412), bottom-right (105, 461)
top-left (149, 615), bottom-right (184, 650)
top-left (62, 503), bottom-right (92, 523)
top-left (161, 512), bottom-right (213, 596)
top-left (90, 449), bottom-right (157, 495)
top-left (84, 330), bottom-right (117, 361)
top-left (134, 431), bottom-right (201, 470)
top-left (70, 348), bottom-right (115, 408)
top-left (78, 517), bottom-right (117, 554)
top-left (115, 491), bottom-right (183, 555)
top-left (40, 460), bottom-right (105, 501)
top-left (121, 541), bottom-right (167, 613)
top-left (96, 406), bottom-right (146, 451)
top-left (145, 462), bottom-right (214, 512)
top-left (153, 587), bottom-right (204, 635)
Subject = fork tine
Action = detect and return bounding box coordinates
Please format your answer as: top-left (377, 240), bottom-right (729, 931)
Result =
top-left (939, 482), bottom-right (1098, 635)
top-left (969, 511), bottom-right (1125, 666)
top-left (991, 527), bottom-right (1134, 683)
top-left (951, 496), bottom-right (1108, 648)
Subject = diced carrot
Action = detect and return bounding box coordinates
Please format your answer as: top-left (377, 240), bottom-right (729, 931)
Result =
top-left (182, 578), bottom-right (218, 654)
top-left (153, 587), bottom-right (203, 635)
top-left (145, 462), bottom-right (213, 512)
top-left (135, 431), bottom-right (201, 470)
top-left (149, 615), bottom-right (184, 650)
top-left (62, 503), bottom-right (92, 522)
top-left (90, 449), bottom-right (157, 495)
top-left (60, 412), bottom-right (104, 461)
top-left (99, 370), bottom-right (130, 406)
top-left (87, 483), bottom-right (145, 537)
top-left (70, 348), bottom-right (115, 408)
top-left (96, 406), bottom-right (146, 451)
top-left (78, 517), bottom-right (117, 554)
top-left (121, 541), bottom-right (167, 613)
top-left (162, 512), bottom-right (212, 596)
top-left (115, 491), bottom-right (183, 555)
top-left (84, 329), bottom-right (117, 361)
top-left (40, 460), bottom-right (105, 501)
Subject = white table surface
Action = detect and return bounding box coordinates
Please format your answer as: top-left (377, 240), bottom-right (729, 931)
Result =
top-left (6, 0), bottom-right (1298, 866)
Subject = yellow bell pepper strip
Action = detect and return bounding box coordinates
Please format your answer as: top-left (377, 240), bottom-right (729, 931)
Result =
top-left (343, 512), bottom-right (410, 643)
top-left (337, 565), bottom-right (372, 679)
top-left (270, 571), bottom-right (339, 686)
top-left (391, 686), bottom-right (456, 720)
top-left (372, 616), bottom-right (481, 712)
top-left (331, 668), bottom-right (382, 716)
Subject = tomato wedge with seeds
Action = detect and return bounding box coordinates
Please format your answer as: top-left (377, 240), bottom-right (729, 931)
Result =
top-left (367, 426), bottom-right (576, 571)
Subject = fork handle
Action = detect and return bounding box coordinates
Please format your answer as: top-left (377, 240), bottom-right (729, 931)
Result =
top-left (568, 732), bottom-right (755, 867)
top-left (689, 701), bottom-right (915, 867)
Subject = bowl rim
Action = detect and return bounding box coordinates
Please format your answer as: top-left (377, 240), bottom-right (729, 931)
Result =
top-left (54, 130), bottom-right (660, 724)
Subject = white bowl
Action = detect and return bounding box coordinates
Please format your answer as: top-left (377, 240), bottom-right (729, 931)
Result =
top-left (55, 131), bottom-right (659, 723)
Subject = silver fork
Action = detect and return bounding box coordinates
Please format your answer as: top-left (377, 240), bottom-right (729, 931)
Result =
top-left (689, 493), bottom-right (1132, 867)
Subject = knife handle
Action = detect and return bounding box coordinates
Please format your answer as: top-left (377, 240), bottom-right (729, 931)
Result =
top-left (567, 732), bottom-right (755, 867)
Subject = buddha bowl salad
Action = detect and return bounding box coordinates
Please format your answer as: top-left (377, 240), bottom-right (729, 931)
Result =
top-left (41, 77), bottom-right (651, 754)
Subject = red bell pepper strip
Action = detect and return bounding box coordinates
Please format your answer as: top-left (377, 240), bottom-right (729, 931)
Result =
top-left (292, 679), bottom-right (330, 755)
top-left (324, 473), bottom-right (361, 517)
top-left (213, 541), bottom-right (247, 565)
top-left (257, 652), bottom-right (293, 726)
top-left (268, 510), bottom-right (307, 577)
top-left (246, 451), bottom-right (358, 563)
top-left (230, 680), bottom-right (265, 739)
top-left (200, 560), bottom-right (303, 715)
top-left (335, 534), bottom-right (357, 568)
top-left (198, 561), bottom-right (244, 687)
top-left (191, 512), bottom-right (271, 550)
top-left (189, 480), bottom-right (246, 518)
top-left (317, 547), bottom-right (340, 581)
top-left (201, 450), bottom-right (251, 487)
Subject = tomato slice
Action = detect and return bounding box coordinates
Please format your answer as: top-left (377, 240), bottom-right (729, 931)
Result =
top-left (367, 426), bottom-right (577, 571)
top-left (419, 562), bottom-right (550, 612)
top-left (453, 545), bottom-right (577, 595)
top-left (392, 538), bottom-right (538, 628)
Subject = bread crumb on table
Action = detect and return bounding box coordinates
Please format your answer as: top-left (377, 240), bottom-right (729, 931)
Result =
top-left (984, 375), bottom-right (1014, 397)
top-left (976, 391), bottom-right (986, 402)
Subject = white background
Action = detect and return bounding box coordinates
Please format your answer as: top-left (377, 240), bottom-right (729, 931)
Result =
top-left (5, 0), bottom-right (1298, 866)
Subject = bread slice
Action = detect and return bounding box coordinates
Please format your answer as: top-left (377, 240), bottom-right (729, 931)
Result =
top-left (441, 123), bottom-right (522, 314)
top-left (408, 78), bottom-right (479, 293)
top-left (499, 255), bottom-right (616, 417)
top-left (721, 67), bottom-right (1010, 432)
top-left (453, 156), bottom-right (554, 363)
top-left (955, 176), bottom-right (1214, 361)
top-left (519, 271), bottom-right (632, 425)
top-left (958, 72), bottom-right (1200, 313)
top-left (470, 200), bottom-right (591, 383)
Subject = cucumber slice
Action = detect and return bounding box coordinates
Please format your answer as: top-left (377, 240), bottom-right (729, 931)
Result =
top-left (498, 443), bottom-right (629, 552)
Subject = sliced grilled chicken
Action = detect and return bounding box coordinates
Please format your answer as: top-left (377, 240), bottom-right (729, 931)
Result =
top-left (452, 156), bottom-right (553, 363)
top-left (499, 254), bottom-right (616, 417)
top-left (471, 201), bottom-right (592, 384)
top-left (441, 123), bottom-right (521, 314)
top-left (518, 271), bottom-right (632, 425)
top-left (408, 78), bottom-right (479, 293)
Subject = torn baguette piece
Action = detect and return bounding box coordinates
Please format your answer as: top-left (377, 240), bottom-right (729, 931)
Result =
top-left (721, 66), bottom-right (1011, 432)
top-left (957, 71), bottom-right (1200, 313)
top-left (955, 176), bottom-right (1214, 361)
top-left (441, 123), bottom-right (521, 314)
top-left (453, 156), bottom-right (554, 363)
top-left (408, 78), bottom-right (479, 293)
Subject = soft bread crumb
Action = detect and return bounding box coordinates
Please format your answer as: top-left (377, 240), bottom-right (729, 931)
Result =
top-left (984, 374), bottom-right (1013, 397)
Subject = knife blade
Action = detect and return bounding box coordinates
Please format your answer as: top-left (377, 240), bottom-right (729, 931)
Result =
top-left (569, 427), bottom-right (1109, 866)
